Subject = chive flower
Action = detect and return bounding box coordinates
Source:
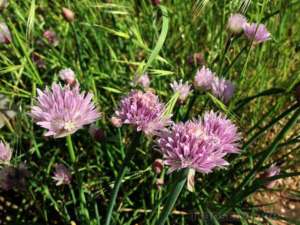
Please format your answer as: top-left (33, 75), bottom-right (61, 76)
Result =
top-left (52, 163), bottom-right (72, 186)
top-left (157, 111), bottom-right (240, 173)
top-left (0, 141), bottom-right (12, 164)
top-left (170, 80), bottom-right (192, 103)
top-left (30, 84), bottom-right (100, 138)
top-left (243, 23), bottom-right (271, 44)
top-left (0, 22), bottom-right (11, 44)
top-left (227, 13), bottom-right (247, 33)
top-left (114, 90), bottom-right (171, 136)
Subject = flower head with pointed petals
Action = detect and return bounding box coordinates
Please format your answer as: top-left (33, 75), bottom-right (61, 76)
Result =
top-left (0, 141), bottom-right (12, 163)
top-left (170, 80), bottom-right (192, 103)
top-left (227, 13), bottom-right (247, 33)
top-left (244, 23), bottom-right (271, 44)
top-left (194, 66), bottom-right (215, 90)
top-left (157, 111), bottom-right (240, 173)
top-left (52, 164), bottom-right (71, 186)
top-left (31, 84), bottom-right (100, 138)
top-left (211, 77), bottom-right (235, 104)
top-left (115, 90), bottom-right (171, 136)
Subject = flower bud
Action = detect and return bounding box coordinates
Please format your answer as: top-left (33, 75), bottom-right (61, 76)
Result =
top-left (0, 22), bottom-right (11, 44)
top-left (111, 116), bottom-right (122, 128)
top-left (43, 29), bottom-right (59, 47)
top-left (152, 0), bottom-right (161, 6)
top-left (58, 68), bottom-right (76, 86)
top-left (152, 159), bottom-right (164, 174)
top-left (187, 52), bottom-right (205, 66)
top-left (62, 7), bottom-right (75, 22)
top-left (89, 125), bottom-right (105, 142)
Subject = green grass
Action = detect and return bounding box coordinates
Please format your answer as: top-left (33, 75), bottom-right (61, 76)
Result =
top-left (0, 0), bottom-right (300, 224)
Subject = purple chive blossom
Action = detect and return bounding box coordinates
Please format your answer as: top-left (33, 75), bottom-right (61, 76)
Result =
top-left (0, 22), bottom-right (11, 44)
top-left (263, 164), bottom-right (280, 188)
top-left (170, 80), bottom-right (192, 103)
top-left (194, 66), bottom-right (215, 91)
top-left (30, 84), bottom-right (100, 138)
top-left (0, 141), bottom-right (12, 163)
top-left (52, 163), bottom-right (71, 186)
top-left (201, 111), bottom-right (240, 154)
top-left (43, 29), bottom-right (59, 46)
top-left (134, 73), bottom-right (150, 88)
top-left (211, 77), bottom-right (235, 104)
top-left (227, 13), bottom-right (247, 33)
top-left (59, 68), bottom-right (76, 86)
top-left (157, 111), bottom-right (240, 173)
top-left (243, 23), bottom-right (271, 44)
top-left (115, 90), bottom-right (171, 136)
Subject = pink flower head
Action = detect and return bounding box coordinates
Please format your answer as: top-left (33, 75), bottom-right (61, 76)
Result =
top-left (52, 164), bottom-right (71, 186)
top-left (111, 116), bottom-right (122, 128)
top-left (170, 80), bottom-right (192, 103)
top-left (194, 66), bottom-right (215, 91)
top-left (201, 111), bottom-right (240, 154)
top-left (244, 23), bottom-right (271, 44)
top-left (59, 68), bottom-right (76, 86)
top-left (0, 141), bottom-right (12, 163)
top-left (0, 22), bottom-right (11, 44)
top-left (157, 111), bottom-right (240, 173)
top-left (211, 77), bottom-right (235, 104)
top-left (43, 29), bottom-right (59, 46)
top-left (115, 90), bottom-right (171, 136)
top-left (227, 13), bottom-right (247, 33)
top-left (134, 73), bottom-right (150, 88)
top-left (31, 84), bottom-right (100, 138)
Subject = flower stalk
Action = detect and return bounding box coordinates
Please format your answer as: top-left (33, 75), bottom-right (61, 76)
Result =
top-left (104, 132), bottom-right (141, 225)
top-left (154, 169), bottom-right (188, 225)
top-left (66, 135), bottom-right (76, 163)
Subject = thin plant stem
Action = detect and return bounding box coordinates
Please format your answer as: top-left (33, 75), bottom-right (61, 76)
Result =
top-left (154, 169), bottom-right (188, 225)
top-left (104, 132), bottom-right (141, 225)
top-left (66, 135), bottom-right (76, 163)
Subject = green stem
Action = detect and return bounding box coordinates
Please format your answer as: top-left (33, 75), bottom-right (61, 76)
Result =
top-left (104, 132), bottom-right (141, 225)
top-left (66, 135), bottom-right (76, 163)
top-left (183, 93), bottom-right (198, 121)
top-left (154, 169), bottom-right (188, 225)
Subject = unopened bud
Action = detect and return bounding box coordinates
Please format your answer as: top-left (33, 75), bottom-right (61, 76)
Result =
top-left (111, 116), bottom-right (122, 128)
top-left (187, 52), bottom-right (205, 66)
top-left (89, 125), bottom-right (105, 142)
top-left (62, 7), bottom-right (75, 22)
top-left (152, 159), bottom-right (164, 174)
top-left (58, 68), bottom-right (76, 86)
top-left (151, 0), bottom-right (161, 6)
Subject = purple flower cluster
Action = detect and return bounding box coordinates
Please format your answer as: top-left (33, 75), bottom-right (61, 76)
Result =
top-left (227, 13), bottom-right (271, 44)
top-left (115, 90), bottom-right (171, 136)
top-left (157, 111), bottom-right (240, 173)
top-left (194, 66), bottom-right (235, 104)
top-left (31, 84), bottom-right (100, 138)
top-left (52, 163), bottom-right (72, 186)
top-left (170, 80), bottom-right (192, 103)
